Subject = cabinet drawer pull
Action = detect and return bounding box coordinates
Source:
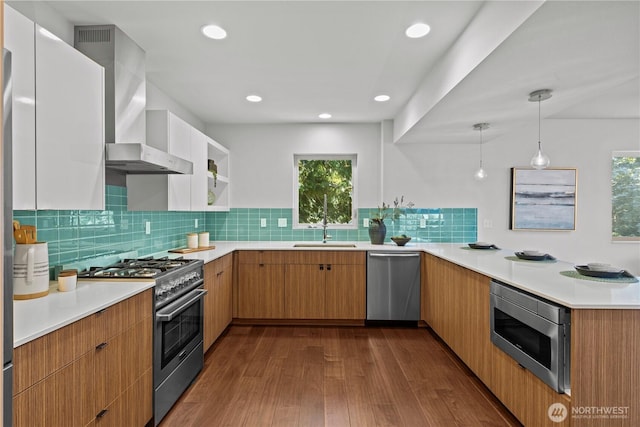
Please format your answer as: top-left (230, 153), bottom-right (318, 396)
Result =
top-left (96, 308), bottom-right (108, 316)
top-left (97, 409), bottom-right (108, 418)
top-left (259, 263), bottom-right (265, 267)
top-left (96, 342), bottom-right (108, 350)
top-left (327, 264), bottom-right (332, 271)
top-left (319, 264), bottom-right (324, 270)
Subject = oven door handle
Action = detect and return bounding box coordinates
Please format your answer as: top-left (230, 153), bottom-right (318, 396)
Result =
top-left (156, 288), bottom-right (208, 322)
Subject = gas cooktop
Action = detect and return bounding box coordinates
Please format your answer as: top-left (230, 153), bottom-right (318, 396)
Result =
top-left (78, 256), bottom-right (199, 279)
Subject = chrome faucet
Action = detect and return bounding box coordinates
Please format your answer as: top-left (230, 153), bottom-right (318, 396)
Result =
top-left (322, 194), bottom-right (331, 243)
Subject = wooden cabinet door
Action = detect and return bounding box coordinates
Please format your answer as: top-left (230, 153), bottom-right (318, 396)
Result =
top-left (94, 291), bottom-right (152, 425)
top-left (13, 351), bottom-right (95, 427)
top-left (423, 254), bottom-right (492, 382)
top-left (284, 264), bottom-right (325, 319)
top-left (325, 264), bottom-right (365, 319)
top-left (424, 254), bottom-right (448, 337)
top-left (455, 265), bottom-right (492, 383)
top-left (491, 346), bottom-right (571, 427)
top-left (203, 260), bottom-right (217, 350)
top-left (420, 254), bottom-right (428, 322)
top-left (237, 264), bottom-right (284, 318)
top-left (13, 314), bottom-right (95, 395)
top-left (215, 256), bottom-right (233, 335)
top-left (204, 255), bottom-right (234, 351)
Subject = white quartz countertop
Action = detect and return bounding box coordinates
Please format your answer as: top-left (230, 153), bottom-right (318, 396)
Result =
top-left (15, 240), bottom-right (639, 347)
top-left (175, 241), bottom-right (640, 309)
top-left (14, 279), bottom-right (154, 347)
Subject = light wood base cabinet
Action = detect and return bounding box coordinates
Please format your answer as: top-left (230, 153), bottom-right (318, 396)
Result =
top-left (237, 251), bottom-right (285, 319)
top-left (423, 253), bottom-right (492, 382)
top-left (491, 345), bottom-right (571, 426)
top-left (236, 251), bottom-right (365, 321)
top-left (423, 253), bottom-right (570, 427)
top-left (285, 264), bottom-right (325, 319)
top-left (13, 290), bottom-right (152, 427)
top-left (13, 351), bottom-right (95, 426)
top-left (570, 309), bottom-right (640, 427)
top-left (204, 253), bottom-right (233, 351)
top-left (284, 252), bottom-right (366, 320)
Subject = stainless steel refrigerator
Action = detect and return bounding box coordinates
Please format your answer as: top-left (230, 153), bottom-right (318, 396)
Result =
top-left (2, 48), bottom-right (14, 427)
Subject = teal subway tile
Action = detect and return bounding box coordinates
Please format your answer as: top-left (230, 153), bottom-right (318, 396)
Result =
top-left (38, 229), bottom-right (58, 243)
top-left (14, 202), bottom-right (476, 265)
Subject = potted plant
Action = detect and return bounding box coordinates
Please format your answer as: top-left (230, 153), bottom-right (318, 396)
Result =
top-left (369, 196), bottom-right (414, 244)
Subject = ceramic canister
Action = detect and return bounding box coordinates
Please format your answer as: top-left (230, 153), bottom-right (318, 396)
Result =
top-left (13, 242), bottom-right (50, 299)
top-left (198, 232), bottom-right (210, 247)
top-left (58, 269), bottom-right (78, 292)
top-left (187, 233), bottom-right (198, 249)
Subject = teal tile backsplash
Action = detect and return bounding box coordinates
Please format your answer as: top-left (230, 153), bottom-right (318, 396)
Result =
top-left (14, 186), bottom-right (207, 266)
top-left (211, 207), bottom-right (477, 243)
top-left (13, 185), bottom-right (477, 268)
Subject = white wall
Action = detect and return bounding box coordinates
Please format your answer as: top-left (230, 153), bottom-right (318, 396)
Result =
top-left (146, 81), bottom-right (205, 132)
top-left (206, 123), bottom-right (381, 208)
top-left (384, 118), bottom-right (640, 274)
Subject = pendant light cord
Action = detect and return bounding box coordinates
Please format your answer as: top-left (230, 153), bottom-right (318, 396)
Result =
top-left (479, 128), bottom-right (484, 167)
top-left (538, 96), bottom-right (542, 150)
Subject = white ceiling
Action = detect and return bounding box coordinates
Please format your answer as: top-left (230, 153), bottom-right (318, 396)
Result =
top-left (9, 1), bottom-right (640, 144)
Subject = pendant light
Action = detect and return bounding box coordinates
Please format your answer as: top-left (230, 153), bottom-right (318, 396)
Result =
top-left (528, 89), bottom-right (552, 169)
top-left (473, 122), bottom-right (489, 181)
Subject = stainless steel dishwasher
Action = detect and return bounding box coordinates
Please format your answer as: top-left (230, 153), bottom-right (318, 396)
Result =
top-left (366, 251), bottom-right (421, 324)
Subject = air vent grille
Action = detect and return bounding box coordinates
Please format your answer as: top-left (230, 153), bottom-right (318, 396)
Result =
top-left (76, 28), bottom-right (112, 43)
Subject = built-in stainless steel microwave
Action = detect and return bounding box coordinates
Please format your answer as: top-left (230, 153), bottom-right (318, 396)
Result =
top-left (490, 280), bottom-right (571, 393)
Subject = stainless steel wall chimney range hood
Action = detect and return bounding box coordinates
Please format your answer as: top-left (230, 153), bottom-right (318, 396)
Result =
top-left (74, 25), bottom-right (192, 175)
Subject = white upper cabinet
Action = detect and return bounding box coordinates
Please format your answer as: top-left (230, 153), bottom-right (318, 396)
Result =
top-left (127, 110), bottom-right (231, 212)
top-left (5, 6), bottom-right (36, 209)
top-left (5, 6), bottom-right (105, 210)
top-left (35, 24), bottom-right (105, 210)
top-left (190, 128), bottom-right (209, 211)
top-left (127, 110), bottom-right (192, 211)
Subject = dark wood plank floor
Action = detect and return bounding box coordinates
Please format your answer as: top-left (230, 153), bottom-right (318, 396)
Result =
top-left (160, 326), bottom-right (521, 427)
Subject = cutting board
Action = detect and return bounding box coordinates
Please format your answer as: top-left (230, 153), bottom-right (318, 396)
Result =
top-left (168, 246), bottom-right (216, 254)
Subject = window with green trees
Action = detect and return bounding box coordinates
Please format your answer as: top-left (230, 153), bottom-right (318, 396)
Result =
top-left (612, 151), bottom-right (640, 241)
top-left (294, 154), bottom-right (357, 228)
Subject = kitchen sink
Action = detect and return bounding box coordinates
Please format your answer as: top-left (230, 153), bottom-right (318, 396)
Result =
top-left (293, 243), bottom-right (358, 248)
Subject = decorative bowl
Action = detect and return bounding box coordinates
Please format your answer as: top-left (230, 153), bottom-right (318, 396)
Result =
top-left (390, 236), bottom-right (411, 246)
top-left (587, 263), bottom-right (613, 272)
top-left (522, 250), bottom-right (544, 256)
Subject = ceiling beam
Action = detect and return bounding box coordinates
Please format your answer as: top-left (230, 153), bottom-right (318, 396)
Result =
top-left (393, 0), bottom-right (545, 144)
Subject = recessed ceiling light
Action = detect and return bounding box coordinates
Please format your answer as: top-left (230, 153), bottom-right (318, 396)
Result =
top-left (374, 95), bottom-right (391, 102)
top-left (201, 24), bottom-right (227, 40)
top-left (405, 23), bottom-right (431, 38)
top-left (246, 95), bottom-right (262, 103)
top-left (318, 113), bottom-right (332, 119)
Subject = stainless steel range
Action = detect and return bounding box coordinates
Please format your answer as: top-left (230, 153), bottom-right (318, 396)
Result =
top-left (79, 256), bottom-right (206, 425)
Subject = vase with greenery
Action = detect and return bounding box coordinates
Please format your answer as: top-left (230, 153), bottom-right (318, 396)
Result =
top-left (369, 196), bottom-right (414, 244)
